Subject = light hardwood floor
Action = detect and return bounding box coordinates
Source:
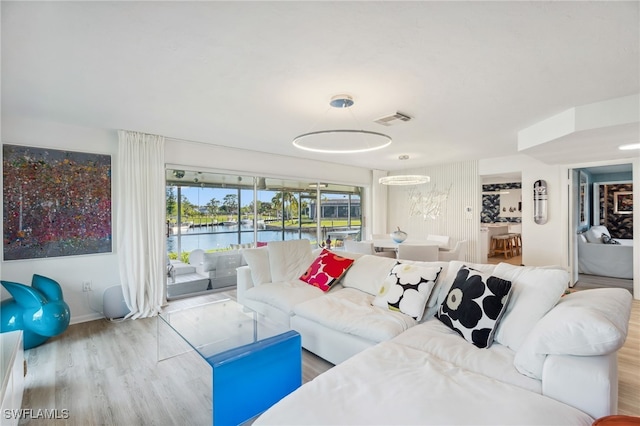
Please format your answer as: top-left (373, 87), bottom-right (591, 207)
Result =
top-left (17, 281), bottom-right (640, 425)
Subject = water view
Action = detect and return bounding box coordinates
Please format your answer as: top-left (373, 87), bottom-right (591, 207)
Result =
top-left (167, 224), bottom-right (317, 254)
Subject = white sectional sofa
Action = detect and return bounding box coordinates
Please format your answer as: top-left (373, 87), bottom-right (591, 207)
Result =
top-left (237, 239), bottom-right (633, 424)
top-left (578, 225), bottom-right (634, 279)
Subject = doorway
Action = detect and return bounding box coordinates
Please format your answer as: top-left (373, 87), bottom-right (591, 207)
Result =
top-left (481, 173), bottom-right (523, 265)
top-left (570, 163), bottom-right (634, 292)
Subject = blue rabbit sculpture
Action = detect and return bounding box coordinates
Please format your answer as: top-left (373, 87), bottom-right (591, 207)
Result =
top-left (1, 274), bottom-right (71, 349)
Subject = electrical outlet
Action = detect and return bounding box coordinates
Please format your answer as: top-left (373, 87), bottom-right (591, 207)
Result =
top-left (82, 281), bottom-right (92, 292)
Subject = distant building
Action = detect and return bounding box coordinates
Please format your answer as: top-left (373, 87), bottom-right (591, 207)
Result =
top-left (309, 198), bottom-right (361, 220)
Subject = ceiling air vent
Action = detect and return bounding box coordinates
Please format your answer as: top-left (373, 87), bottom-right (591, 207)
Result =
top-left (374, 112), bottom-right (412, 126)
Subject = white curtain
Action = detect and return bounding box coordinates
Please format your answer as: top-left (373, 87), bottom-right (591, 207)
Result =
top-left (117, 130), bottom-right (165, 319)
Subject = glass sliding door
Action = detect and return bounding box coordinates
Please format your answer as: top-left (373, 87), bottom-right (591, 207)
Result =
top-left (316, 185), bottom-right (362, 249)
top-left (165, 169), bottom-right (364, 298)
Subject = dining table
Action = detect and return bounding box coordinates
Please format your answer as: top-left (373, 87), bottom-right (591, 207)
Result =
top-left (365, 239), bottom-right (445, 253)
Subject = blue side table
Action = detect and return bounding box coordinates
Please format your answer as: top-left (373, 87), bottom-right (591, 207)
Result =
top-left (158, 299), bottom-right (301, 426)
top-left (208, 330), bottom-right (301, 425)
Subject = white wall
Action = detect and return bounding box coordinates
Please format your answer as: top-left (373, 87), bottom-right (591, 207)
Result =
top-left (1, 116), bottom-right (120, 323)
top-left (480, 154), bottom-right (566, 267)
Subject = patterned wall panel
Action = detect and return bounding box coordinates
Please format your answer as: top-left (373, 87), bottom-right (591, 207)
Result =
top-left (481, 182), bottom-right (522, 224)
top-left (599, 183), bottom-right (633, 239)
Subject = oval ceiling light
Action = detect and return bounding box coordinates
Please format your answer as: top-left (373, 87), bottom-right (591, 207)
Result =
top-left (619, 143), bottom-right (640, 150)
top-left (293, 95), bottom-right (392, 154)
top-left (379, 175), bottom-right (430, 185)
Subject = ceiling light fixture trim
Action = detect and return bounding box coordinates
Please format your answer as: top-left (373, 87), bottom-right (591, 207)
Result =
top-left (293, 94), bottom-right (393, 154)
top-left (379, 175), bottom-right (430, 186)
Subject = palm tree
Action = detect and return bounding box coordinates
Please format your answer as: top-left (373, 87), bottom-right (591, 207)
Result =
top-left (272, 191), bottom-right (298, 220)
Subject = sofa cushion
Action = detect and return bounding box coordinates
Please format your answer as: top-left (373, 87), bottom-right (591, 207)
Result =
top-left (392, 319), bottom-right (542, 394)
top-left (243, 279), bottom-right (325, 316)
top-left (436, 266), bottom-right (512, 348)
top-left (267, 239), bottom-right (314, 282)
top-left (342, 255), bottom-right (397, 296)
top-left (514, 288), bottom-right (632, 379)
top-left (373, 263), bottom-right (442, 321)
top-left (202, 252), bottom-right (218, 272)
top-left (294, 288), bottom-right (417, 343)
top-left (492, 263), bottom-right (568, 351)
top-left (241, 247), bottom-right (271, 285)
top-left (299, 249), bottom-right (355, 292)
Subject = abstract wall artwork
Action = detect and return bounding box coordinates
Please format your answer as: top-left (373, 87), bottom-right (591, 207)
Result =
top-left (3, 145), bottom-right (112, 260)
top-left (599, 183), bottom-right (633, 239)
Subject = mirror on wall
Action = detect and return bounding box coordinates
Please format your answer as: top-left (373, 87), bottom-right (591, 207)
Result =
top-left (499, 189), bottom-right (522, 218)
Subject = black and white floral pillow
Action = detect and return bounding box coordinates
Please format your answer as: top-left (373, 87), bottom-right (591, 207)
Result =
top-left (436, 266), bottom-right (512, 348)
top-left (373, 262), bottom-right (442, 321)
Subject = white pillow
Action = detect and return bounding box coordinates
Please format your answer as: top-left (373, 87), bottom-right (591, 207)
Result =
top-left (585, 225), bottom-right (610, 244)
top-left (342, 255), bottom-right (397, 295)
top-left (514, 288), bottom-right (632, 379)
top-left (492, 263), bottom-right (568, 351)
top-left (241, 247), bottom-right (271, 286)
top-left (267, 239), bottom-right (314, 282)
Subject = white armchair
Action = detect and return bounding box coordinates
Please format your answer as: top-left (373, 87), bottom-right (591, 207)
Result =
top-left (578, 226), bottom-right (633, 279)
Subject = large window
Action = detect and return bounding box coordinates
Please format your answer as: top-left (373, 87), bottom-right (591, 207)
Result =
top-left (165, 169), bottom-right (363, 297)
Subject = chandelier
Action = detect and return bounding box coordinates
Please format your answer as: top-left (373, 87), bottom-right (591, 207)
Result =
top-left (379, 175), bottom-right (430, 186)
top-left (293, 95), bottom-right (392, 154)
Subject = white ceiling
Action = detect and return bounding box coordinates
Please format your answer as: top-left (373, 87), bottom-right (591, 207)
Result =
top-left (2, 1), bottom-right (639, 171)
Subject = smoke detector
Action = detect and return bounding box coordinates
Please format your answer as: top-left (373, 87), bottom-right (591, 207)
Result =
top-left (374, 112), bottom-right (412, 126)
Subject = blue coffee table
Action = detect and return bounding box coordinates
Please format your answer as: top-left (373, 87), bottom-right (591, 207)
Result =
top-left (158, 299), bottom-right (301, 425)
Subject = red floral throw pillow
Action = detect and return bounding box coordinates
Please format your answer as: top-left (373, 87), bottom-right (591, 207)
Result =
top-left (299, 249), bottom-right (355, 292)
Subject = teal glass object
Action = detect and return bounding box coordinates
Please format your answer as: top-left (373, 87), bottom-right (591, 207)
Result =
top-left (208, 331), bottom-right (301, 426)
top-left (1, 274), bottom-right (71, 349)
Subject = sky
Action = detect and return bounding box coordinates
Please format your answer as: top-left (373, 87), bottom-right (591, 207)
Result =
top-left (177, 186), bottom-right (272, 206)
top-left (175, 186), bottom-right (355, 207)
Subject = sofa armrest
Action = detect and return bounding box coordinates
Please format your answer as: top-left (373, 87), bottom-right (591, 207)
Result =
top-left (236, 265), bottom-right (255, 305)
top-left (542, 353), bottom-right (617, 419)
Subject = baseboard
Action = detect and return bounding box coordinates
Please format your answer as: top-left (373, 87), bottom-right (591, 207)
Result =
top-left (70, 312), bottom-right (104, 325)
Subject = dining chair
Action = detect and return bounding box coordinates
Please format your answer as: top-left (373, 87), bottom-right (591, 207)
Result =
top-left (397, 244), bottom-right (439, 262)
top-left (344, 240), bottom-right (375, 255)
top-left (438, 240), bottom-right (468, 261)
top-left (426, 234), bottom-right (451, 249)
